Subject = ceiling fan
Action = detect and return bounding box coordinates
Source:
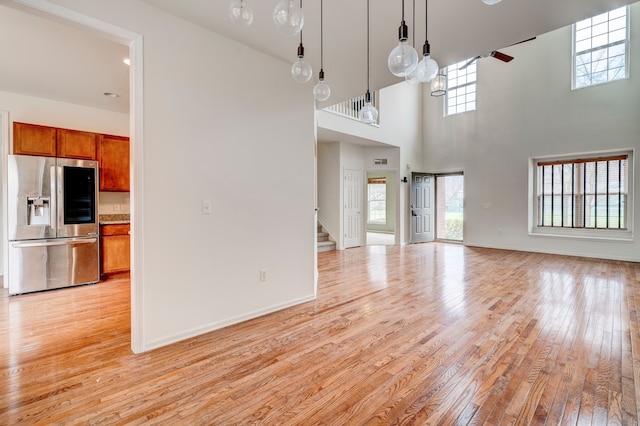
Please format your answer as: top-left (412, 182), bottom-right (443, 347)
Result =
top-left (459, 37), bottom-right (536, 70)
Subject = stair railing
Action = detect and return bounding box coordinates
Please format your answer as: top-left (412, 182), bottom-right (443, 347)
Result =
top-left (322, 90), bottom-right (379, 125)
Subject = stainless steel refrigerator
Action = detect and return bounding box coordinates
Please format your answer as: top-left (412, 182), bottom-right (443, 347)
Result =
top-left (8, 154), bottom-right (100, 295)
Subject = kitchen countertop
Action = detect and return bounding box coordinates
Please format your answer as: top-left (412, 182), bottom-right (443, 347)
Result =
top-left (99, 214), bottom-right (130, 225)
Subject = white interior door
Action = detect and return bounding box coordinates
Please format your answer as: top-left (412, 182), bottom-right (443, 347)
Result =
top-left (344, 169), bottom-right (363, 248)
top-left (410, 172), bottom-right (434, 243)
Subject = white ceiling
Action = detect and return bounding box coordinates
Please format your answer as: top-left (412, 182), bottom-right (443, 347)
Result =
top-left (141, 0), bottom-right (636, 108)
top-left (0, 4), bottom-right (130, 114)
top-left (0, 0), bottom-right (636, 116)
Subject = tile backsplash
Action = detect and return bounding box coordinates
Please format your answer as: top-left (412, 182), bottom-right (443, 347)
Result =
top-left (99, 192), bottom-right (130, 215)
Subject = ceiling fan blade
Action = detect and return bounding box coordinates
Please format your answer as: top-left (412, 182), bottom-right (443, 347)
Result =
top-left (490, 50), bottom-right (514, 63)
top-left (507, 36), bottom-right (537, 47)
top-left (459, 55), bottom-right (481, 70)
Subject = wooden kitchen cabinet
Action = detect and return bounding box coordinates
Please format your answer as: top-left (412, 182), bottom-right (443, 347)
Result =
top-left (100, 224), bottom-right (130, 277)
top-left (14, 121), bottom-right (97, 160)
top-left (56, 128), bottom-right (97, 160)
top-left (98, 135), bottom-right (130, 191)
top-left (13, 122), bottom-right (57, 157)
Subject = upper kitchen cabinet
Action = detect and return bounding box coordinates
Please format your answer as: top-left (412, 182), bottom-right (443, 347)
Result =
top-left (13, 122), bottom-right (97, 160)
top-left (98, 134), bottom-right (130, 192)
top-left (56, 128), bottom-right (97, 160)
top-left (13, 122), bottom-right (57, 157)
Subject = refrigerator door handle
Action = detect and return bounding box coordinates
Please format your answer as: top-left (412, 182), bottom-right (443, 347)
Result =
top-left (50, 165), bottom-right (58, 233)
top-left (55, 165), bottom-right (63, 231)
top-left (11, 238), bottom-right (98, 249)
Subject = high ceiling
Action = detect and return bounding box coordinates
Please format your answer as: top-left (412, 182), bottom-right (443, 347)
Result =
top-left (0, 0), bottom-right (636, 115)
top-left (142, 0), bottom-right (635, 107)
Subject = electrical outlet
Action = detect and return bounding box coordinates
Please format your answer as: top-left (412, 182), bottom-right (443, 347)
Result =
top-left (201, 200), bottom-right (212, 215)
top-left (260, 269), bottom-right (268, 281)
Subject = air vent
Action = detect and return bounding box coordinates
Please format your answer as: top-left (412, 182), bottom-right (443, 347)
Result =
top-left (374, 158), bottom-right (388, 165)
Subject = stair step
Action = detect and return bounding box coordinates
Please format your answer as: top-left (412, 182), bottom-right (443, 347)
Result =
top-left (316, 222), bottom-right (336, 252)
top-left (317, 241), bottom-right (336, 253)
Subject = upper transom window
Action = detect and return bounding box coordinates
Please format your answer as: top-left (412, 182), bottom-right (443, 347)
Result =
top-left (573, 6), bottom-right (629, 89)
top-left (445, 59), bottom-right (477, 116)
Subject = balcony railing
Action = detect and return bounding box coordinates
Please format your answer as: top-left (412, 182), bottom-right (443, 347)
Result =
top-left (322, 91), bottom-right (379, 125)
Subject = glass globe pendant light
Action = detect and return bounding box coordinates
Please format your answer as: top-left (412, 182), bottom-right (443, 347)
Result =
top-left (360, 0), bottom-right (379, 124)
top-left (388, 0), bottom-right (419, 77)
top-left (415, 43), bottom-right (439, 83)
top-left (273, 0), bottom-right (304, 37)
top-left (291, 29), bottom-right (313, 83)
top-left (314, 71), bottom-right (331, 101)
top-left (228, 0), bottom-right (254, 27)
top-left (405, 70), bottom-right (419, 85)
top-left (415, 0), bottom-right (438, 83)
top-left (359, 91), bottom-right (378, 124)
top-left (313, 0), bottom-right (331, 101)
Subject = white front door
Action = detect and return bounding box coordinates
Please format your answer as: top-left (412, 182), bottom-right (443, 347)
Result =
top-left (344, 169), bottom-right (363, 248)
top-left (410, 172), bottom-right (434, 243)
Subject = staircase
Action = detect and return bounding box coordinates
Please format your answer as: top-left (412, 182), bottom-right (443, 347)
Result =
top-left (317, 222), bottom-right (336, 253)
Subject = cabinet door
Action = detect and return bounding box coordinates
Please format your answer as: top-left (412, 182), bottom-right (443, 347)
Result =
top-left (101, 234), bottom-right (130, 275)
top-left (57, 129), bottom-right (97, 160)
top-left (98, 135), bottom-right (130, 191)
top-left (13, 122), bottom-right (57, 157)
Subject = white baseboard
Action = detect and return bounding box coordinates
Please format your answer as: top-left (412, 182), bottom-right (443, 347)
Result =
top-left (143, 293), bottom-right (317, 352)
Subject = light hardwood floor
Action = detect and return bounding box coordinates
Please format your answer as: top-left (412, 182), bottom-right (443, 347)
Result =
top-left (1, 243), bottom-right (639, 424)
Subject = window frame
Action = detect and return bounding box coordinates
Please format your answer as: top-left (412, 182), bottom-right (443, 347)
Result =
top-left (529, 149), bottom-right (634, 241)
top-left (367, 178), bottom-right (387, 225)
top-left (572, 6), bottom-right (630, 90)
top-left (444, 59), bottom-right (477, 117)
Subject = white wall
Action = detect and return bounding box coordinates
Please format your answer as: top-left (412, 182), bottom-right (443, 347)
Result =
top-left (99, 192), bottom-right (130, 215)
top-left (29, 0), bottom-right (316, 351)
top-left (317, 82), bottom-right (423, 244)
top-left (423, 3), bottom-right (640, 262)
top-left (0, 90), bottom-right (128, 136)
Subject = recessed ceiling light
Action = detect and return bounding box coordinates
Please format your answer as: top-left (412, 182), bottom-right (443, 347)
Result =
top-left (482, 0), bottom-right (502, 4)
top-left (123, 58), bottom-right (131, 66)
top-left (104, 92), bottom-right (119, 98)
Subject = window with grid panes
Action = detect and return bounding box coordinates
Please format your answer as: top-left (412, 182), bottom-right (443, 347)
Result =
top-left (445, 59), bottom-right (477, 116)
top-left (367, 177), bottom-right (386, 224)
top-left (573, 6), bottom-right (629, 89)
top-left (536, 154), bottom-right (629, 230)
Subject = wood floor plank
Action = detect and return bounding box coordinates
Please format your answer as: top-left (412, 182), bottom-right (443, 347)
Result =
top-left (1, 244), bottom-right (639, 424)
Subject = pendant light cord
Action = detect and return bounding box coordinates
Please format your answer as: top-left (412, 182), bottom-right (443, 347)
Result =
top-left (367, 0), bottom-right (371, 92)
top-left (412, 0), bottom-right (415, 47)
top-left (298, 0), bottom-right (303, 45)
top-left (425, 0), bottom-right (428, 40)
top-left (320, 0), bottom-right (324, 69)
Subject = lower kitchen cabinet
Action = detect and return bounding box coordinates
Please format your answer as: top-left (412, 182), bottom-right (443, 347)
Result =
top-left (100, 224), bottom-right (130, 277)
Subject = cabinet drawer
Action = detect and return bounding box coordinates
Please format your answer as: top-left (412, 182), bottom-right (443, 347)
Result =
top-left (100, 224), bottom-right (130, 236)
